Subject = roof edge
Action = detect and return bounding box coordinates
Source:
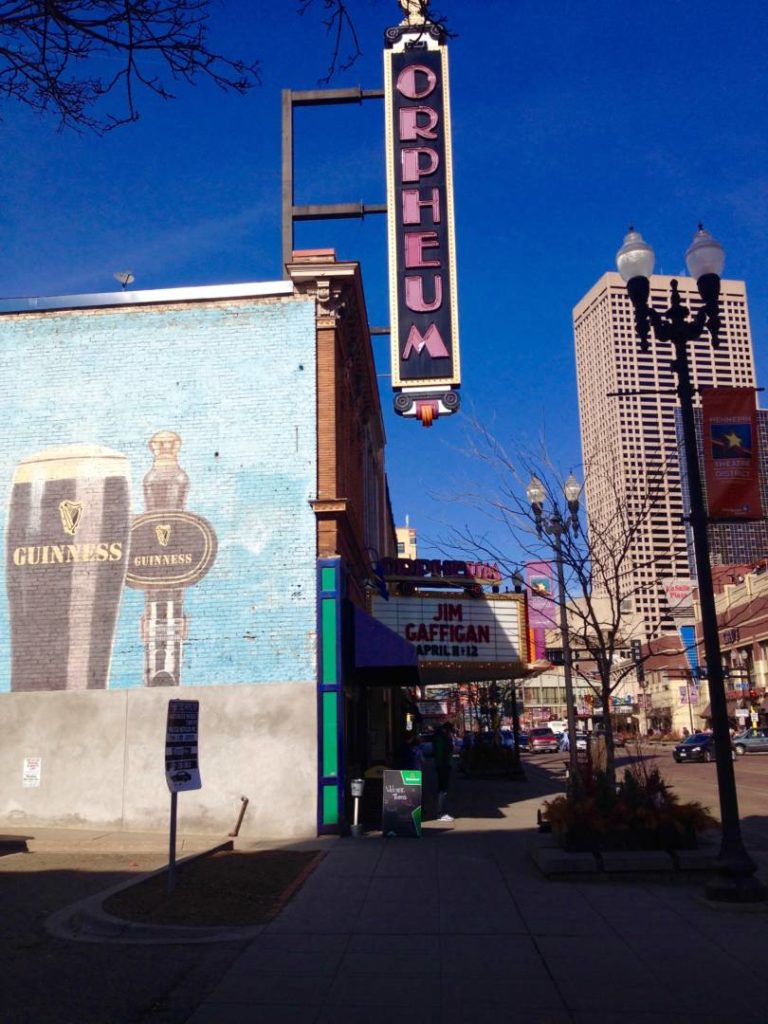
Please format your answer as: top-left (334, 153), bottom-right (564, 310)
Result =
top-left (0, 280), bottom-right (294, 315)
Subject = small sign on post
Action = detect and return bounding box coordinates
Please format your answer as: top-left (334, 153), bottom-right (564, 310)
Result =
top-left (165, 699), bottom-right (201, 793)
top-left (165, 699), bottom-right (201, 892)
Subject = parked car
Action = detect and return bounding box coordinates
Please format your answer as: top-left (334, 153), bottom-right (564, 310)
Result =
top-left (528, 727), bottom-right (560, 753)
top-left (496, 728), bottom-right (529, 750)
top-left (592, 728), bottom-right (626, 748)
top-left (732, 728), bottom-right (768, 756)
top-left (672, 732), bottom-right (725, 763)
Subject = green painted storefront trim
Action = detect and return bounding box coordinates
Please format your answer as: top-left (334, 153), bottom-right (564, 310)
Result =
top-left (321, 598), bottom-right (338, 683)
top-left (317, 558), bottom-right (343, 834)
top-left (322, 691), bottom-right (338, 777)
top-left (322, 784), bottom-right (339, 825)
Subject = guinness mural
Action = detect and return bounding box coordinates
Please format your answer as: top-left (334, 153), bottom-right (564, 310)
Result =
top-left (0, 297), bottom-right (318, 695)
top-left (4, 434), bottom-right (217, 692)
top-left (6, 445), bottom-right (131, 691)
top-left (127, 431), bottom-right (218, 688)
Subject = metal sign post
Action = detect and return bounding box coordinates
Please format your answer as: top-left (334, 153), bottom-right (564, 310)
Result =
top-left (164, 699), bottom-right (201, 893)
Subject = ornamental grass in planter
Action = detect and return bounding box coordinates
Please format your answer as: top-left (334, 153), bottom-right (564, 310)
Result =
top-left (542, 760), bottom-right (718, 853)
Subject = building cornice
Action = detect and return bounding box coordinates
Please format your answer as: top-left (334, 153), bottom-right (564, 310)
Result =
top-left (0, 280), bottom-right (293, 316)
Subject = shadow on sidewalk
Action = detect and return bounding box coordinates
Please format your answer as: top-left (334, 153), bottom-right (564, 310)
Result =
top-left (417, 755), bottom-right (567, 824)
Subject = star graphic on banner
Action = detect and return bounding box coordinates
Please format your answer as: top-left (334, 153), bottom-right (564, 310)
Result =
top-left (724, 431), bottom-right (745, 449)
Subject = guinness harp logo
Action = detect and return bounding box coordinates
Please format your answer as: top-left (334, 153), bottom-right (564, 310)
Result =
top-left (59, 500), bottom-right (84, 536)
top-left (155, 524), bottom-right (171, 548)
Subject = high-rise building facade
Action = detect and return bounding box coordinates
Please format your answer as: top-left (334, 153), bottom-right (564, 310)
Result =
top-left (573, 272), bottom-right (757, 638)
top-left (396, 516), bottom-right (418, 559)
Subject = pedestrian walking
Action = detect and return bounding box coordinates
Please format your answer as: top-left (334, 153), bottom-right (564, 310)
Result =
top-left (433, 722), bottom-right (455, 822)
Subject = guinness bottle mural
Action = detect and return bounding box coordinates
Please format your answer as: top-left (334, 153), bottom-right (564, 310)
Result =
top-left (126, 431), bottom-right (217, 687)
top-left (6, 445), bottom-right (131, 691)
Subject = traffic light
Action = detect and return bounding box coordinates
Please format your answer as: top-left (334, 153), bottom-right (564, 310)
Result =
top-left (749, 688), bottom-right (758, 701)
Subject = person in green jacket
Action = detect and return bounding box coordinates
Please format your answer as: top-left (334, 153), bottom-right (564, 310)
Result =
top-left (432, 723), bottom-right (455, 822)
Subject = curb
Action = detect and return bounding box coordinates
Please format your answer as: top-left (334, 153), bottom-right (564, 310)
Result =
top-left (44, 839), bottom-right (270, 945)
top-left (529, 834), bottom-right (722, 877)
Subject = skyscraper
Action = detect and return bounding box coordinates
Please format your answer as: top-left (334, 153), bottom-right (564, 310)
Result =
top-left (573, 272), bottom-right (757, 638)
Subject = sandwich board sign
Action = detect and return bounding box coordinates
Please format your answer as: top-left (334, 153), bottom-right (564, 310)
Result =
top-left (165, 699), bottom-right (201, 793)
top-left (382, 769), bottom-right (422, 837)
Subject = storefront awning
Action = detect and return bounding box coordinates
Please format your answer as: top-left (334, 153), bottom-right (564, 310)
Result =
top-left (349, 604), bottom-right (420, 686)
top-left (417, 660), bottom-right (527, 684)
top-left (699, 700), bottom-right (737, 719)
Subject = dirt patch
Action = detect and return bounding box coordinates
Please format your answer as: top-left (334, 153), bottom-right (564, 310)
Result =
top-left (103, 848), bottom-right (324, 927)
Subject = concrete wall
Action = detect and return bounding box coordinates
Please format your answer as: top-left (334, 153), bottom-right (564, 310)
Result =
top-left (0, 682), bottom-right (317, 838)
top-left (0, 289), bottom-right (320, 837)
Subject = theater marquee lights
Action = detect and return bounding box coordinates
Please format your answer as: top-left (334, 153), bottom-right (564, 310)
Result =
top-left (384, 12), bottom-right (460, 427)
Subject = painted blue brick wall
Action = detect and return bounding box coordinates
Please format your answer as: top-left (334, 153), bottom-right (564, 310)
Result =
top-left (0, 295), bottom-right (317, 691)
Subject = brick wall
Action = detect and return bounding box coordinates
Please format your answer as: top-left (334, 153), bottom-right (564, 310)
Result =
top-left (0, 294), bottom-right (318, 692)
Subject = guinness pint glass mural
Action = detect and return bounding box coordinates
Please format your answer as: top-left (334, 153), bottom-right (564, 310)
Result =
top-left (6, 445), bottom-right (131, 691)
top-left (384, 2), bottom-right (461, 427)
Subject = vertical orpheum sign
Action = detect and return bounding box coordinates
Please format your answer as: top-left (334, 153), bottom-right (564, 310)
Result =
top-left (385, 11), bottom-right (460, 427)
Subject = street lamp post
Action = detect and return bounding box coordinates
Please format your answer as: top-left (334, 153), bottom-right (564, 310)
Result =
top-left (616, 226), bottom-right (766, 903)
top-left (508, 676), bottom-right (526, 780)
top-left (527, 473), bottom-right (583, 778)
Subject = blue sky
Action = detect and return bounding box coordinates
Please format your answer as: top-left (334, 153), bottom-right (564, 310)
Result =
top-left (2, 0), bottom-right (767, 567)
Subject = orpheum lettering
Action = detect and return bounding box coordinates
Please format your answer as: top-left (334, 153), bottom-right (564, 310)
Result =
top-left (386, 41), bottom-right (459, 390)
top-left (377, 557), bottom-right (503, 583)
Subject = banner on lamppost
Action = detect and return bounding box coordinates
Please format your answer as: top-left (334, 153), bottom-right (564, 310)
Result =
top-left (679, 684), bottom-right (699, 706)
top-left (702, 388), bottom-right (762, 520)
top-left (526, 561), bottom-right (556, 661)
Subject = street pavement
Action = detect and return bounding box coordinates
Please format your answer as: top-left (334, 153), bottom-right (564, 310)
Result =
top-left (1, 752), bottom-right (767, 1024)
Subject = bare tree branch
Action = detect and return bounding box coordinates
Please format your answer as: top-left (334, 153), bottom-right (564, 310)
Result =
top-left (0, 1), bottom-right (262, 132)
top-left (0, 2), bottom-right (457, 132)
top-left (298, 0), bottom-right (454, 86)
top-left (444, 417), bottom-right (684, 784)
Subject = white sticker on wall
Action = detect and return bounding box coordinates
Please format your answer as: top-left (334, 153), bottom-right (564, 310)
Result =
top-left (22, 757), bottom-right (42, 788)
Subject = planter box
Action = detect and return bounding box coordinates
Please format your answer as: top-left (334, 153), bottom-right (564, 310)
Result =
top-left (556, 824), bottom-right (697, 853)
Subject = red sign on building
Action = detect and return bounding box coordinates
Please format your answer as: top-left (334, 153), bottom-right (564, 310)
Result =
top-left (702, 388), bottom-right (762, 520)
top-left (384, 21), bottom-right (460, 426)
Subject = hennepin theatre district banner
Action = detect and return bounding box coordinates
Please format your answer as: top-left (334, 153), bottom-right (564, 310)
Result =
top-left (702, 387), bottom-right (762, 520)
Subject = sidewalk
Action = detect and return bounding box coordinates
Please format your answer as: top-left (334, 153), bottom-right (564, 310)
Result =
top-left (4, 758), bottom-right (766, 1024)
top-left (186, 760), bottom-right (767, 1024)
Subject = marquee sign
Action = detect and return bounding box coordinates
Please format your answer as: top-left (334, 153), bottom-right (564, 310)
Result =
top-left (384, 19), bottom-right (460, 427)
top-left (377, 557), bottom-right (502, 585)
top-left (372, 595), bottom-right (524, 665)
